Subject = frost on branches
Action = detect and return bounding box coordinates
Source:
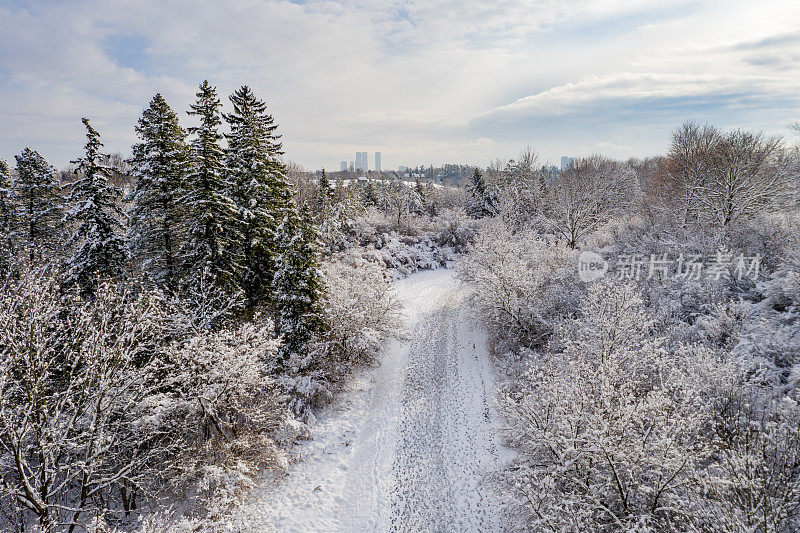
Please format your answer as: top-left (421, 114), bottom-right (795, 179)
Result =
top-left (63, 119), bottom-right (128, 294)
top-left (502, 282), bottom-right (741, 531)
top-left (279, 253), bottom-right (402, 423)
top-left (0, 273), bottom-right (293, 531)
top-left (457, 220), bottom-right (577, 351)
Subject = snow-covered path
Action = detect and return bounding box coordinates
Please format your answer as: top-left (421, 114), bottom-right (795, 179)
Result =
top-left (233, 269), bottom-right (512, 532)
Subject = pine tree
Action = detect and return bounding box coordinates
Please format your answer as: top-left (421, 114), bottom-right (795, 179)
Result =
top-left (13, 148), bottom-right (64, 265)
top-left (0, 159), bottom-right (15, 276)
top-left (64, 118), bottom-right (128, 293)
top-left (183, 80), bottom-right (240, 293)
top-left (271, 205), bottom-right (325, 358)
top-left (128, 93), bottom-right (188, 293)
top-left (465, 168), bottom-right (498, 218)
top-left (224, 84), bottom-right (290, 306)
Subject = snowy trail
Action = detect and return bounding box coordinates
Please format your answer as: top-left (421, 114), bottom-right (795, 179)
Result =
top-left (233, 269), bottom-right (512, 532)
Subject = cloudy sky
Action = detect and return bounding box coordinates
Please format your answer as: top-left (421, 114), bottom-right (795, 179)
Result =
top-left (1, 0), bottom-right (800, 171)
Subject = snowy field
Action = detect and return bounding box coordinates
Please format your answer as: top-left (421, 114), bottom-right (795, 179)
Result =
top-left (233, 269), bottom-right (514, 532)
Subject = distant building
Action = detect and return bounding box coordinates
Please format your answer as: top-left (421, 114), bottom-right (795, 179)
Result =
top-left (374, 152), bottom-right (382, 172)
top-left (349, 161), bottom-right (354, 171)
top-left (361, 151), bottom-right (368, 171)
top-left (355, 152), bottom-right (362, 171)
top-left (398, 165), bottom-right (408, 172)
top-left (340, 161), bottom-right (347, 171)
top-left (560, 156), bottom-right (574, 171)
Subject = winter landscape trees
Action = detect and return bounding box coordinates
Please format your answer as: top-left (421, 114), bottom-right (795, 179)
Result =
top-left (1, 76), bottom-right (799, 532)
top-left (64, 118), bottom-right (128, 294)
top-left (659, 121), bottom-right (797, 231)
top-left (0, 81), bottom-right (403, 531)
top-left (457, 123), bottom-right (800, 531)
top-left (127, 93), bottom-right (188, 293)
top-left (12, 148), bottom-right (63, 265)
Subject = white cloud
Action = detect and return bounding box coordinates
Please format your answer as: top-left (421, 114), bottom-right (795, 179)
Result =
top-left (482, 71), bottom-right (793, 118)
top-left (0, 0), bottom-right (799, 169)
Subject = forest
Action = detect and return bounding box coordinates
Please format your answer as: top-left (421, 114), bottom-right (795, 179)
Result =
top-left (0, 80), bottom-right (799, 532)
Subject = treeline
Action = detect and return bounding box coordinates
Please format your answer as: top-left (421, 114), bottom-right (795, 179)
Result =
top-left (466, 129), bottom-right (797, 247)
top-left (0, 82), bottom-right (400, 532)
top-left (1, 81), bottom-right (322, 354)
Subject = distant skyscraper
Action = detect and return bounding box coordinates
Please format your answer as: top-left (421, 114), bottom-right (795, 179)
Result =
top-left (374, 152), bottom-right (381, 172)
top-left (349, 161), bottom-right (354, 171)
top-left (355, 152), bottom-right (362, 171)
top-left (361, 151), bottom-right (368, 171)
top-left (340, 161), bottom-right (347, 171)
top-left (560, 156), bottom-right (574, 171)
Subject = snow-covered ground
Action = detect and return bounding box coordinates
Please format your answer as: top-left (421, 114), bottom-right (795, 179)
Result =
top-left (232, 269), bottom-right (513, 532)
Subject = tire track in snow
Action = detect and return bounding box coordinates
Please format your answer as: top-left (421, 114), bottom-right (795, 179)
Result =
top-left (234, 269), bottom-right (513, 532)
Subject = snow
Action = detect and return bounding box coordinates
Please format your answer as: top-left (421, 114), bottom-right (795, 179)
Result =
top-left (232, 269), bottom-right (514, 531)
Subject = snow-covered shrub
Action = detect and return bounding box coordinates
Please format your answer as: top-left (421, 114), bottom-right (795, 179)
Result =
top-left (165, 268), bottom-right (246, 335)
top-left (693, 385), bottom-right (800, 532)
top-left (457, 220), bottom-right (577, 351)
top-left (280, 253), bottom-right (402, 421)
top-left (727, 214), bottom-right (800, 274)
top-left (153, 317), bottom-right (289, 508)
top-left (503, 282), bottom-right (741, 531)
top-left (696, 300), bottom-right (750, 350)
top-left (318, 193), bottom-right (362, 252)
top-left (0, 273), bottom-right (162, 531)
top-left (0, 270), bottom-right (292, 531)
top-left (368, 233), bottom-right (457, 278)
top-left (432, 208), bottom-right (481, 252)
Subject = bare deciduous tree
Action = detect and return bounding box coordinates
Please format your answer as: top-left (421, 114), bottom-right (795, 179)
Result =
top-left (703, 130), bottom-right (796, 228)
top-left (546, 155), bottom-right (637, 248)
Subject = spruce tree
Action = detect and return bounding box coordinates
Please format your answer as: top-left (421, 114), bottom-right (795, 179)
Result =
top-left (271, 205), bottom-right (325, 358)
top-left (183, 80), bottom-right (240, 293)
top-left (317, 168), bottom-right (332, 213)
top-left (64, 118), bottom-right (128, 293)
top-left (466, 168), bottom-right (498, 218)
top-left (13, 148), bottom-right (64, 265)
top-left (224, 84), bottom-right (289, 306)
top-left (412, 177), bottom-right (426, 214)
top-left (424, 182), bottom-right (438, 216)
top-left (0, 159), bottom-right (15, 276)
top-left (364, 180), bottom-right (379, 207)
top-left (128, 93), bottom-right (188, 293)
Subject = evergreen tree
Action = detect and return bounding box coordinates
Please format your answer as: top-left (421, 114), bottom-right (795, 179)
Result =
top-left (412, 177), bottom-right (426, 214)
top-left (64, 118), bottom-right (128, 293)
top-left (424, 182), bottom-right (438, 216)
top-left (0, 159), bottom-right (15, 276)
top-left (224, 84), bottom-right (289, 306)
top-left (183, 80), bottom-right (240, 293)
top-left (364, 179), bottom-right (379, 207)
top-left (128, 93), bottom-right (188, 293)
top-left (465, 168), bottom-right (498, 218)
top-left (317, 168), bottom-right (332, 213)
top-left (13, 148), bottom-right (64, 265)
top-left (271, 205), bottom-right (325, 358)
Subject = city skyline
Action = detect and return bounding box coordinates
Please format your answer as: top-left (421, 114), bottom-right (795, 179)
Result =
top-left (1, 1), bottom-right (799, 170)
